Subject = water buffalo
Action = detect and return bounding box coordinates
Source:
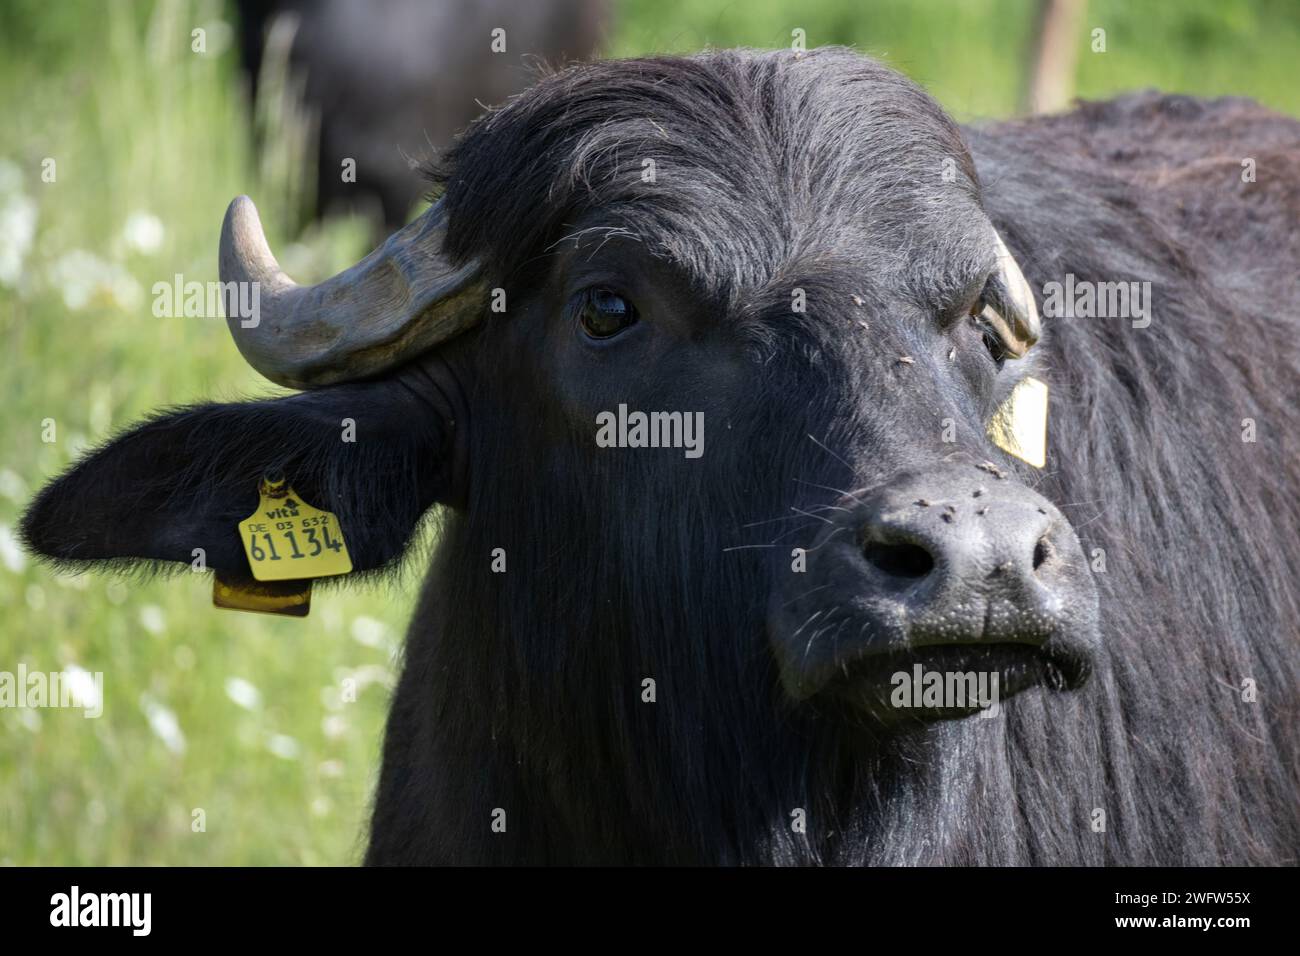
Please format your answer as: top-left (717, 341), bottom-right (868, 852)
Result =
top-left (23, 48), bottom-right (1300, 864)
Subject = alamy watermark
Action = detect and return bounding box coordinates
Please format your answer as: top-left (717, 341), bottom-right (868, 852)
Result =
top-left (152, 274), bottom-right (260, 328)
top-left (891, 664), bottom-right (1001, 718)
top-left (595, 404), bottom-right (704, 459)
top-left (0, 664), bottom-right (102, 718)
top-left (1041, 273), bottom-right (1151, 329)
top-left (50, 886), bottom-right (150, 936)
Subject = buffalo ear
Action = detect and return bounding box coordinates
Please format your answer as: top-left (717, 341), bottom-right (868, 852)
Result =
top-left (21, 376), bottom-right (456, 576)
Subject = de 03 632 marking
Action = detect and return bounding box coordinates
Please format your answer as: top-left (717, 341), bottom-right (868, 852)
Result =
top-left (238, 474), bottom-right (353, 581)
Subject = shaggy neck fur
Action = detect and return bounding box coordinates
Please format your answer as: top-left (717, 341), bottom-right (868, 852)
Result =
top-left (366, 52), bottom-right (1300, 865)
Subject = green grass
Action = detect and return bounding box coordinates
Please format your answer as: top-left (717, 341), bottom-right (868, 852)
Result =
top-left (0, 0), bottom-right (392, 866)
top-left (613, 0), bottom-right (1300, 119)
top-left (1, 0), bottom-right (1296, 865)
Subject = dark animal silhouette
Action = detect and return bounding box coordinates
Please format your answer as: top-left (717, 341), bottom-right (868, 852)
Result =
top-left (237, 0), bottom-right (608, 230)
top-left (24, 49), bottom-right (1300, 864)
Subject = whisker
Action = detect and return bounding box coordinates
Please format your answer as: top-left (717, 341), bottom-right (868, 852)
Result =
top-left (803, 525), bottom-right (850, 551)
top-left (793, 477), bottom-right (860, 500)
top-left (740, 514), bottom-right (804, 529)
top-left (742, 502), bottom-right (846, 530)
top-left (1070, 509), bottom-right (1109, 529)
top-left (790, 506), bottom-right (834, 526)
top-left (770, 521), bottom-right (821, 544)
top-left (791, 610), bottom-right (825, 640)
top-left (807, 433), bottom-right (855, 474)
top-left (781, 583), bottom-right (834, 608)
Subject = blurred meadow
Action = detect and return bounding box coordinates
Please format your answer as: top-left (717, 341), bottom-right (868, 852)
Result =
top-left (1, 0), bottom-right (1296, 864)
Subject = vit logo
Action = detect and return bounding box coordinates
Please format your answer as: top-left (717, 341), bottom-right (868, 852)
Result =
top-left (50, 886), bottom-right (151, 936)
top-left (264, 498), bottom-right (301, 520)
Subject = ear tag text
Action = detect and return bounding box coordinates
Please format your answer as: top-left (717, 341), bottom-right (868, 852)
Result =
top-left (988, 375), bottom-right (1048, 469)
top-left (238, 476), bottom-right (353, 581)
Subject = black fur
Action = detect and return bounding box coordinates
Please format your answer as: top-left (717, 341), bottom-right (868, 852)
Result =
top-left (22, 374), bottom-right (450, 580)
top-left (24, 48), bottom-right (1300, 864)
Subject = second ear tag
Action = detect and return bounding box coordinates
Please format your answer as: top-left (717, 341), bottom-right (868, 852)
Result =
top-left (988, 375), bottom-right (1049, 469)
top-left (239, 475), bottom-right (353, 581)
top-left (213, 571), bottom-right (312, 617)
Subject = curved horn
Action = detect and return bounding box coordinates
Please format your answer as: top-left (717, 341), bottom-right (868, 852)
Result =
top-left (978, 231), bottom-right (1041, 359)
top-left (219, 196), bottom-right (484, 389)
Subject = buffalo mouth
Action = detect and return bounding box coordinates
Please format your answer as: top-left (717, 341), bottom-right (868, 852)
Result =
top-left (767, 464), bottom-right (1102, 722)
top-left (818, 639), bottom-right (1091, 723)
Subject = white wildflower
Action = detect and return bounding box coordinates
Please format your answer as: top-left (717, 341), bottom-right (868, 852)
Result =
top-left (224, 676), bottom-right (262, 711)
top-left (64, 665), bottom-right (102, 715)
top-left (0, 193), bottom-right (37, 288)
top-left (122, 211), bottom-right (164, 255)
top-left (139, 604), bottom-right (166, 635)
top-left (139, 693), bottom-right (186, 755)
top-left (266, 733), bottom-right (301, 760)
top-left (0, 524), bottom-right (26, 573)
top-left (350, 615), bottom-right (390, 648)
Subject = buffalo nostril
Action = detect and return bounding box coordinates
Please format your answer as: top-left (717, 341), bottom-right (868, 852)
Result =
top-left (863, 540), bottom-right (935, 579)
top-left (1033, 536), bottom-right (1052, 571)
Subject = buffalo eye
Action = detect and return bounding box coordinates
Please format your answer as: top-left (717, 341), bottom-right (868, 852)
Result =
top-left (577, 289), bottom-right (637, 340)
top-left (970, 295), bottom-right (1008, 370)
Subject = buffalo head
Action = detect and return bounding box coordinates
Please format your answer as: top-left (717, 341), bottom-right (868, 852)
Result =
top-left (25, 49), bottom-right (1100, 747)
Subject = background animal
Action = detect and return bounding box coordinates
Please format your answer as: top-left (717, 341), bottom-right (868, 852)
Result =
top-left (235, 0), bottom-right (609, 231)
top-left (22, 48), bottom-right (1300, 864)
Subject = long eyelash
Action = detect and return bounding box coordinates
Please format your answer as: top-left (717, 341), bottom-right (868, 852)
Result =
top-left (975, 314), bottom-right (1008, 370)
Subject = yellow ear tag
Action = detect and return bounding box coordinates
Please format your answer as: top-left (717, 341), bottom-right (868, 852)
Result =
top-left (238, 476), bottom-right (353, 581)
top-left (987, 375), bottom-right (1049, 469)
top-left (213, 571), bottom-right (312, 617)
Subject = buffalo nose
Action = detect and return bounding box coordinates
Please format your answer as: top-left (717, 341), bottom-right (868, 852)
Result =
top-left (768, 464), bottom-right (1099, 705)
top-left (855, 471), bottom-right (1069, 645)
